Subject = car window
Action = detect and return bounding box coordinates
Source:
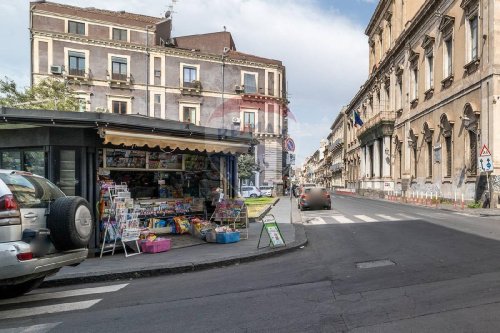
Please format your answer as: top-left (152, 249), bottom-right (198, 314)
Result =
top-left (0, 173), bottom-right (64, 208)
top-left (242, 187), bottom-right (250, 191)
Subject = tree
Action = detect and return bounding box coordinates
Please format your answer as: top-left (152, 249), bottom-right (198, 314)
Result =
top-left (238, 154), bottom-right (258, 184)
top-left (0, 77), bottom-right (80, 111)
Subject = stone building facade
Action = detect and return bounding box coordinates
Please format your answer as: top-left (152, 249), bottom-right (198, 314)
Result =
top-left (346, 0), bottom-right (499, 202)
top-left (29, 1), bottom-right (288, 186)
top-left (329, 111), bottom-right (346, 189)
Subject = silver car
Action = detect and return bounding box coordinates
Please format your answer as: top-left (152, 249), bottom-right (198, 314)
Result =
top-left (0, 170), bottom-right (93, 298)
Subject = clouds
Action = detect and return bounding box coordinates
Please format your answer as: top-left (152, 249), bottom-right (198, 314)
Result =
top-left (1, 0), bottom-right (370, 164)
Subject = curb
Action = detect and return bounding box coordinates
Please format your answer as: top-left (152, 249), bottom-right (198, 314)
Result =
top-left (248, 197), bottom-right (280, 223)
top-left (41, 223), bottom-right (308, 288)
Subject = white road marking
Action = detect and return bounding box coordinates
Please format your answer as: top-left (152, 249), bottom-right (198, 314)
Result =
top-left (397, 214), bottom-right (418, 220)
top-left (354, 215), bottom-right (378, 222)
top-left (0, 283), bottom-right (128, 306)
top-left (0, 322), bottom-right (61, 333)
top-left (332, 215), bottom-right (354, 224)
top-left (454, 212), bottom-right (473, 217)
top-left (376, 214), bottom-right (400, 221)
top-left (0, 300), bottom-right (101, 320)
top-left (308, 217), bottom-right (327, 225)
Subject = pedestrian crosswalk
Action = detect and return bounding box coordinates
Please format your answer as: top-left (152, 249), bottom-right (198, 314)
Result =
top-left (0, 283), bottom-right (128, 330)
top-left (303, 212), bottom-right (420, 225)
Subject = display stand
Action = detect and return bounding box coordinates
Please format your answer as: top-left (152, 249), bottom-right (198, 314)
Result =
top-left (257, 214), bottom-right (286, 249)
top-left (210, 200), bottom-right (249, 240)
top-left (99, 183), bottom-right (142, 257)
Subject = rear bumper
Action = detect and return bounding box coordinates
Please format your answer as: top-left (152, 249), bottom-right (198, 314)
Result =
top-left (300, 200), bottom-right (330, 208)
top-left (0, 241), bottom-right (87, 285)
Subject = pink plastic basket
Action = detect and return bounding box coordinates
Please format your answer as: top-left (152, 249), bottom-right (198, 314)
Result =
top-left (141, 238), bottom-right (171, 253)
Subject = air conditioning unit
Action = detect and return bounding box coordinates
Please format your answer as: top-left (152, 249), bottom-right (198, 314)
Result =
top-left (232, 117), bottom-right (241, 124)
top-left (50, 65), bottom-right (63, 75)
top-left (235, 85), bottom-right (244, 92)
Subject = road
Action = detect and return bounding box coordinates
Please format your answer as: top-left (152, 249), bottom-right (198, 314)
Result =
top-left (4, 195), bottom-right (500, 332)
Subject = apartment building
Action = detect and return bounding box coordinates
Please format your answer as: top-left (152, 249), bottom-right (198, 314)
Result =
top-left (345, 0), bottom-right (498, 202)
top-left (329, 111), bottom-right (346, 189)
top-left (29, 1), bottom-right (288, 186)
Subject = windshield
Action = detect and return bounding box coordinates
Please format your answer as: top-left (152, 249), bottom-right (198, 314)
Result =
top-left (0, 173), bottom-right (64, 208)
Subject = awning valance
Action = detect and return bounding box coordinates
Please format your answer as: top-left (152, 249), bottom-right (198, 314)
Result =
top-left (100, 129), bottom-right (250, 154)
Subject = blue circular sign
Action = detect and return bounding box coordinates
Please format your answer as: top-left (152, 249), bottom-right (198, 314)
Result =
top-left (285, 138), bottom-right (295, 152)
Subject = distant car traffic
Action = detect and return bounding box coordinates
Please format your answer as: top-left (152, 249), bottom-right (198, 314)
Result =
top-left (259, 186), bottom-right (274, 197)
top-left (298, 186), bottom-right (331, 211)
top-left (240, 186), bottom-right (262, 198)
top-left (0, 170), bottom-right (92, 298)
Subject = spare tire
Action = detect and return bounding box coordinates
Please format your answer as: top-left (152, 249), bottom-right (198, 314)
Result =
top-left (47, 196), bottom-right (93, 250)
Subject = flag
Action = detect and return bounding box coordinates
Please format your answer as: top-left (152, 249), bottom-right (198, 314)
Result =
top-left (354, 111), bottom-right (364, 128)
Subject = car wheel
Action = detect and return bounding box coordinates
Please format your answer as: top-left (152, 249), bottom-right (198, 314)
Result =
top-left (250, 194), bottom-right (258, 198)
top-left (48, 196), bottom-right (94, 251)
top-left (0, 277), bottom-right (45, 299)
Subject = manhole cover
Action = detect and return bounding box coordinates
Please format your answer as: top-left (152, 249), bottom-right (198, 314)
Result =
top-left (356, 259), bottom-right (396, 269)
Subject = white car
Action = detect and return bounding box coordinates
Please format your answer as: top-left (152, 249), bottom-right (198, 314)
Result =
top-left (240, 186), bottom-right (261, 198)
top-left (259, 186), bottom-right (274, 197)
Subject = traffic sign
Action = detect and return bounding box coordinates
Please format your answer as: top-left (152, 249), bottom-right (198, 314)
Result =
top-left (479, 156), bottom-right (494, 172)
top-left (284, 138), bottom-right (295, 152)
top-left (479, 144), bottom-right (494, 172)
top-left (480, 144), bottom-right (492, 157)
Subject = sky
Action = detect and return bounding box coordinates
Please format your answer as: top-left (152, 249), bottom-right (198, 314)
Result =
top-left (0, 0), bottom-right (378, 165)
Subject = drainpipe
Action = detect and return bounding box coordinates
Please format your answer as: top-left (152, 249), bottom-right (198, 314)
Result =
top-left (30, 5), bottom-right (35, 87)
top-left (146, 25), bottom-right (153, 116)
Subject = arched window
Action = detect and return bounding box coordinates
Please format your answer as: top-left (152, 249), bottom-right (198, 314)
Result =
top-left (408, 129), bottom-right (418, 178)
top-left (440, 114), bottom-right (453, 177)
top-left (423, 122), bottom-right (434, 178)
top-left (463, 103), bottom-right (479, 175)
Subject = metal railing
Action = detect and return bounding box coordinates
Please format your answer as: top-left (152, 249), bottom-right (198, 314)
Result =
top-left (356, 111), bottom-right (396, 137)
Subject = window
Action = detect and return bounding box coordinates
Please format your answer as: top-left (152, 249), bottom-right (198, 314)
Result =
top-left (411, 67), bottom-right (418, 101)
top-left (68, 51), bottom-right (85, 77)
top-left (469, 15), bottom-right (479, 61)
top-left (243, 112), bottom-right (255, 131)
top-left (182, 106), bottom-right (197, 124)
top-left (427, 142), bottom-right (433, 177)
top-left (384, 84), bottom-right (390, 111)
top-left (0, 150), bottom-right (45, 176)
top-left (183, 66), bottom-right (197, 86)
top-left (111, 57), bottom-right (127, 81)
top-left (153, 94), bottom-right (161, 118)
top-left (243, 73), bottom-right (257, 94)
top-left (469, 131), bottom-right (477, 175)
top-left (112, 28), bottom-right (127, 41)
top-left (154, 70), bottom-right (161, 78)
top-left (397, 78), bottom-right (403, 109)
top-left (444, 37), bottom-right (453, 77)
top-left (112, 100), bottom-right (127, 114)
top-left (0, 173), bottom-right (63, 209)
top-left (413, 147), bottom-right (418, 178)
top-left (68, 21), bottom-right (85, 35)
top-left (425, 53), bottom-right (434, 90)
top-left (398, 148), bottom-right (402, 179)
top-left (445, 136), bottom-right (452, 177)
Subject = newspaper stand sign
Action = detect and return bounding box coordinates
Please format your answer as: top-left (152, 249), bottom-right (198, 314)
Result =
top-left (257, 214), bottom-right (286, 249)
top-left (479, 145), bottom-right (494, 173)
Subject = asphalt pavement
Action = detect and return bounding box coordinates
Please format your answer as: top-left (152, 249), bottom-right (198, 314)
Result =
top-left (4, 194), bottom-right (500, 332)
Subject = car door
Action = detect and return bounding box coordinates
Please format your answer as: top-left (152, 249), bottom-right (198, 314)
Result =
top-left (241, 187), bottom-right (250, 198)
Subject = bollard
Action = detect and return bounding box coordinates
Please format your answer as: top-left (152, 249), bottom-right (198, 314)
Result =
top-left (425, 192), bottom-right (429, 206)
top-left (454, 192), bottom-right (457, 208)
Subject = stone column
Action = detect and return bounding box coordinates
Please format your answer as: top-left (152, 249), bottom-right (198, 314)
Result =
top-left (360, 147), bottom-right (366, 179)
top-left (366, 145), bottom-right (372, 179)
top-left (373, 139), bottom-right (381, 178)
top-left (382, 136), bottom-right (391, 178)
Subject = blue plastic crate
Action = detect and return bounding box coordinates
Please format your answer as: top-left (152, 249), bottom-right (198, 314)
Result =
top-left (216, 231), bottom-right (240, 244)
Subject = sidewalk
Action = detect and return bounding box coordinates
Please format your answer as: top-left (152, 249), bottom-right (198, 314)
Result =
top-left (43, 197), bottom-right (306, 287)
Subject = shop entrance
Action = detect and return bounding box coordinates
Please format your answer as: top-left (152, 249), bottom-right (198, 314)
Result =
top-left (53, 147), bottom-right (82, 196)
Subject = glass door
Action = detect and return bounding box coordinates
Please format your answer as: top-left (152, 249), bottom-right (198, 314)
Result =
top-left (54, 148), bottom-right (81, 196)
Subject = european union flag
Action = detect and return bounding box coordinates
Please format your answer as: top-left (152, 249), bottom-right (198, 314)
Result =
top-left (354, 111), bottom-right (364, 127)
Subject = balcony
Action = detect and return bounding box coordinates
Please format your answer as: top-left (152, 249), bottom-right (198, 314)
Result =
top-left (330, 163), bottom-right (344, 173)
top-left (65, 68), bottom-right (92, 84)
top-left (356, 111), bottom-right (396, 145)
top-left (328, 138), bottom-right (344, 152)
top-left (106, 70), bottom-right (133, 88)
top-left (181, 80), bottom-right (202, 96)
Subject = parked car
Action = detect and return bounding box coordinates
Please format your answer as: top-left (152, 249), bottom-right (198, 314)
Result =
top-left (295, 183), bottom-right (316, 197)
top-left (259, 185), bottom-right (274, 197)
top-left (297, 186), bottom-right (331, 211)
top-left (240, 186), bottom-right (262, 198)
top-left (0, 170), bottom-right (93, 298)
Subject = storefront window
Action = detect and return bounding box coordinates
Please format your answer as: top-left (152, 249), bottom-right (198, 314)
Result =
top-left (23, 151), bottom-right (45, 176)
top-left (1, 151), bottom-right (21, 170)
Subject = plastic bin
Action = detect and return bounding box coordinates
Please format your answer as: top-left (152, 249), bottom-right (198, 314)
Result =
top-left (206, 231), bottom-right (217, 243)
top-left (141, 238), bottom-right (171, 253)
top-left (216, 231), bottom-right (240, 244)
